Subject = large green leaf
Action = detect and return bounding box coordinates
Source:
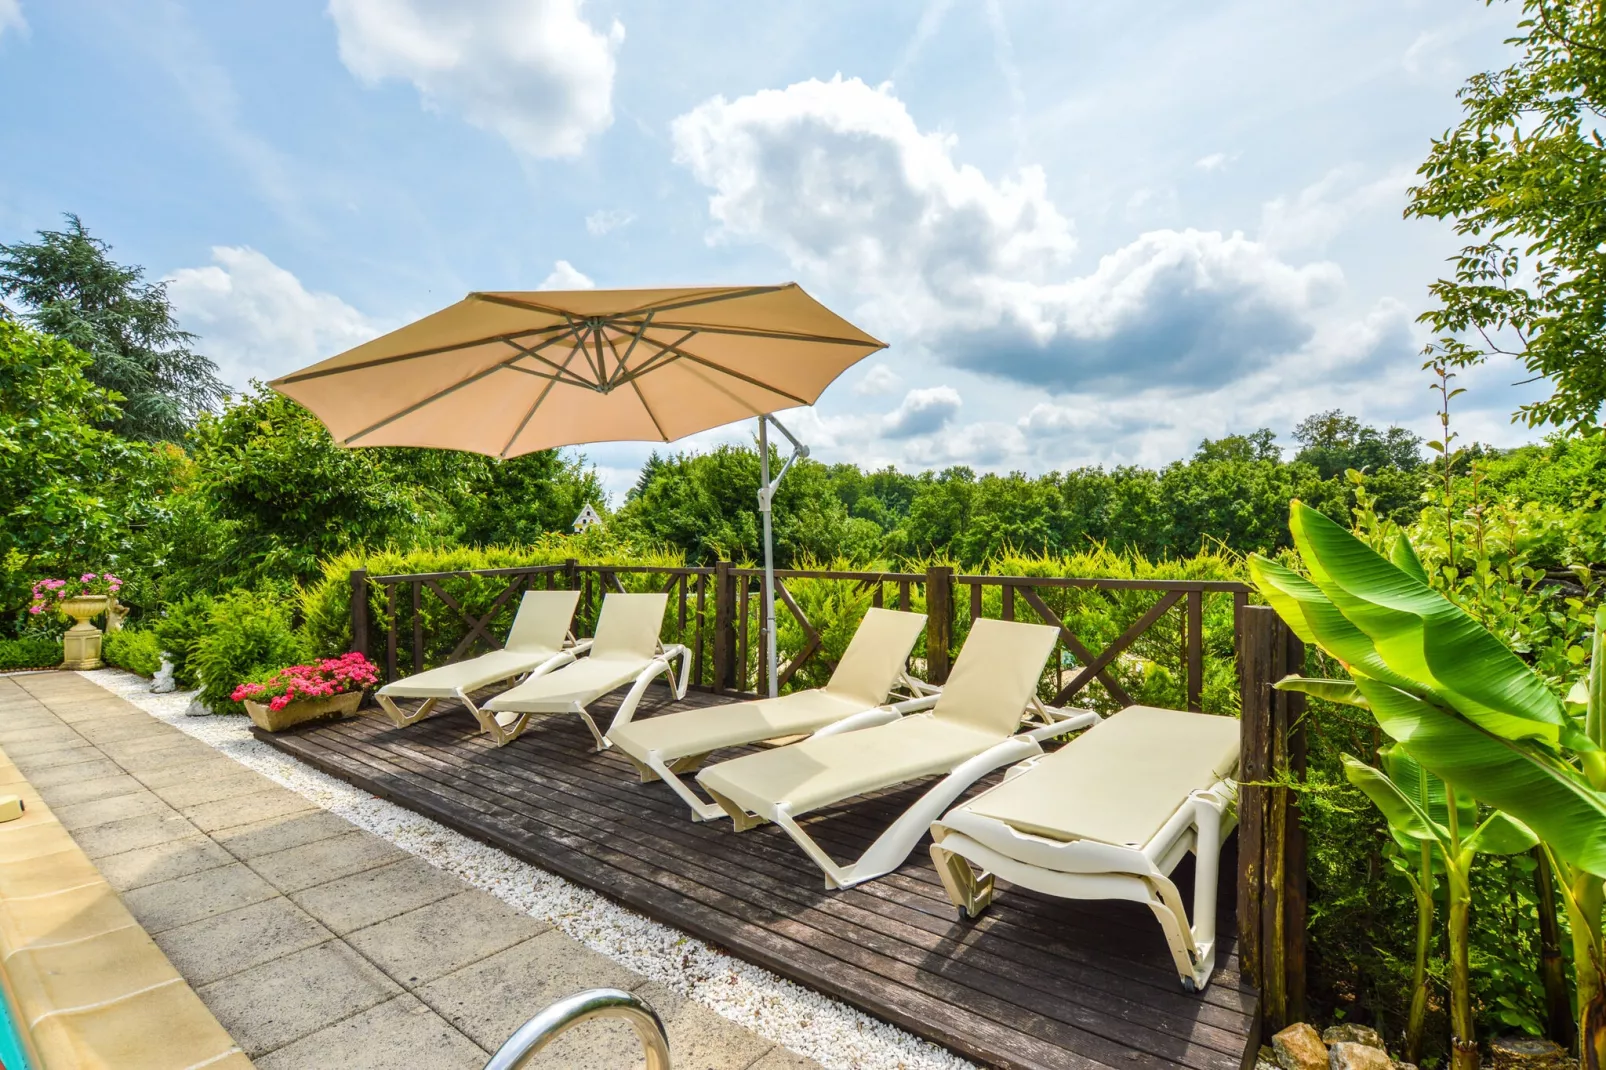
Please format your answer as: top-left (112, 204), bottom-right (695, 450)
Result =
top-left (1590, 606), bottom-right (1605, 751)
top-left (1381, 742), bottom-right (1473, 834)
top-left (1354, 676), bottom-right (1606, 877)
top-left (1462, 811), bottom-right (1539, 856)
top-left (1341, 755), bottom-right (1448, 850)
top-left (1290, 503), bottom-right (1567, 746)
top-left (1275, 677), bottom-right (1368, 708)
top-left (1248, 555), bottom-right (1420, 693)
top-left (1389, 533), bottom-right (1430, 586)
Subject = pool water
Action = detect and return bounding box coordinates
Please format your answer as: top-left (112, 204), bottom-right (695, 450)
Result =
top-left (0, 983), bottom-right (30, 1070)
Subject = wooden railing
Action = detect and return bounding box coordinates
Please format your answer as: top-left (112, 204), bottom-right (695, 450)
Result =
top-left (348, 561), bottom-right (1252, 712)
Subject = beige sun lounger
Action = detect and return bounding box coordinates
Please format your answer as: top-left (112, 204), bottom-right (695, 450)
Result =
top-left (375, 589), bottom-right (583, 743)
top-left (608, 608), bottom-right (936, 821)
top-left (483, 592), bottom-right (688, 750)
top-left (695, 618), bottom-right (1096, 889)
top-left (929, 705), bottom-right (1240, 991)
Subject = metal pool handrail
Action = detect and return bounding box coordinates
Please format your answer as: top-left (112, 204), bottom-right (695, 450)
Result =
top-left (482, 988), bottom-right (671, 1069)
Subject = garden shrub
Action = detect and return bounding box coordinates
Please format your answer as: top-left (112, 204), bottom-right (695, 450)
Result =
top-left (101, 628), bottom-right (162, 677)
top-left (153, 592), bottom-right (215, 689)
top-left (0, 636), bottom-right (60, 670)
top-left (192, 588), bottom-right (309, 715)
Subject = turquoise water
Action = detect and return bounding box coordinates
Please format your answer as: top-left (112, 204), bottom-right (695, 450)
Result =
top-left (0, 984), bottom-right (31, 1070)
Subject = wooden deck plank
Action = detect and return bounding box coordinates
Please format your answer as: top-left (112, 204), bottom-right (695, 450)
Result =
top-left (258, 685), bottom-right (1258, 1070)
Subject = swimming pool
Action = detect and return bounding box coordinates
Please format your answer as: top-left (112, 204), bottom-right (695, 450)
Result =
top-left (0, 981), bottom-right (32, 1070)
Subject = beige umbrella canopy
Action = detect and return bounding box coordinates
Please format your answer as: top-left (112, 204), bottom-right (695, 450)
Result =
top-left (270, 284), bottom-right (886, 458)
top-left (272, 282), bottom-right (887, 699)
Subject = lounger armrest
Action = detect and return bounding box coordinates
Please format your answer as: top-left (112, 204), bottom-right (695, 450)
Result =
top-left (808, 705), bottom-right (903, 739)
top-left (887, 693), bottom-right (941, 715)
top-left (1016, 710), bottom-right (1100, 743)
top-left (566, 638), bottom-right (594, 656)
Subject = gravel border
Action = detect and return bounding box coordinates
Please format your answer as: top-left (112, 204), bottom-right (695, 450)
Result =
top-left (78, 669), bottom-right (973, 1070)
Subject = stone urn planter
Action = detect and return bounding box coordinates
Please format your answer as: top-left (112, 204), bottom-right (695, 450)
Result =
top-left (244, 691), bottom-right (363, 733)
top-left (59, 594), bottom-right (110, 670)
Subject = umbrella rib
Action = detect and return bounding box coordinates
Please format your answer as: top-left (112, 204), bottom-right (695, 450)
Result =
top-left (499, 345), bottom-right (584, 458)
top-left (474, 284), bottom-right (790, 320)
top-left (607, 310), bottom-right (653, 388)
top-left (609, 330), bottom-right (695, 389)
top-left (273, 321), bottom-right (574, 384)
top-left (504, 333), bottom-right (597, 389)
top-left (651, 339), bottom-right (812, 407)
top-left (602, 319), bottom-right (886, 348)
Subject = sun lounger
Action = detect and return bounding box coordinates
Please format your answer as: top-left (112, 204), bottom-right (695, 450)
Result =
top-left (483, 592), bottom-right (688, 750)
top-left (929, 705), bottom-right (1240, 991)
top-left (607, 607), bottom-right (936, 821)
top-left (375, 589), bottom-right (583, 742)
top-left (694, 617), bottom-right (1095, 889)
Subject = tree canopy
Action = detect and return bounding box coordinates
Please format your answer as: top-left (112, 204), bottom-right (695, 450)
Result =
top-left (1407, 0), bottom-right (1606, 428)
top-left (0, 215), bottom-right (226, 441)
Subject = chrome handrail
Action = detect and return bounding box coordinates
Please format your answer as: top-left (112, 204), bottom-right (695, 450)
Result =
top-left (483, 988), bottom-right (671, 1069)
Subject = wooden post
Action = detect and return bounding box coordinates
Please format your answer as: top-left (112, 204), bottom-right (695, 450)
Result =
top-left (1236, 605), bottom-right (1308, 1034)
top-left (1186, 589), bottom-right (1204, 712)
top-left (349, 569), bottom-right (369, 659)
top-left (925, 566), bottom-right (954, 685)
top-left (713, 562), bottom-right (736, 693)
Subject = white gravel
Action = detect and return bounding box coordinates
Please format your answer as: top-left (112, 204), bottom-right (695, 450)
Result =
top-left (77, 669), bottom-right (973, 1070)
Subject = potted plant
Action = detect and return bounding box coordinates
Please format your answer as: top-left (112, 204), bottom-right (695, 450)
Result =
top-left (232, 653), bottom-right (379, 732)
top-left (30, 573), bottom-right (125, 669)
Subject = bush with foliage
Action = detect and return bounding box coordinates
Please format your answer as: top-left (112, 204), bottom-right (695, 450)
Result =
top-left (152, 592), bottom-right (215, 690)
top-left (101, 628), bottom-right (162, 677)
top-left (0, 636), bottom-right (60, 670)
top-left (192, 588), bottom-right (310, 715)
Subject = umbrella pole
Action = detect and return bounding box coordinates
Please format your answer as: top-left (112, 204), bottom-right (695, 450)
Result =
top-left (756, 415), bottom-right (807, 699)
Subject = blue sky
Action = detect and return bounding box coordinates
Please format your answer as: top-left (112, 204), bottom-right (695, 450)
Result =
top-left (0, 0), bottom-right (1540, 500)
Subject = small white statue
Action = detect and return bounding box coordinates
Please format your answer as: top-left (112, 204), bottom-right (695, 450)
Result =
top-left (150, 657), bottom-right (177, 694)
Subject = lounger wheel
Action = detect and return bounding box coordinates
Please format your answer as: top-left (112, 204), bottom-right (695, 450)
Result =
top-left (1181, 977), bottom-right (1197, 994)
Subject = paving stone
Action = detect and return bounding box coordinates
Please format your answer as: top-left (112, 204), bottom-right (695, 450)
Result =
top-left (0, 725), bottom-right (83, 748)
top-left (95, 835), bottom-right (235, 892)
top-left (254, 994), bottom-right (486, 1070)
top-left (417, 929), bottom-right (641, 1051)
top-left (346, 891), bottom-right (548, 987)
top-left (52, 789), bottom-right (170, 831)
top-left (18, 756), bottom-right (123, 787)
top-left (148, 769), bottom-right (275, 810)
top-left (197, 940), bottom-right (401, 1058)
top-left (215, 809), bottom-right (356, 860)
top-left (290, 856), bottom-right (468, 935)
top-left (250, 830), bottom-right (407, 894)
top-left (11, 744), bottom-right (102, 771)
top-left (519, 981), bottom-right (773, 1070)
top-left (182, 786), bottom-right (317, 834)
top-left (132, 756), bottom-right (251, 790)
top-left (95, 731), bottom-right (200, 758)
top-left (122, 862), bottom-right (280, 934)
top-left (31, 771), bottom-right (144, 808)
top-left (111, 742), bottom-right (228, 776)
top-left (70, 810), bottom-right (202, 859)
top-left (75, 717), bottom-right (177, 745)
top-left (153, 897), bottom-right (332, 986)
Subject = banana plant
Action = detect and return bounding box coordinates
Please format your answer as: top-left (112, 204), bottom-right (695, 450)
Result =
top-left (1249, 502), bottom-right (1606, 1069)
top-left (1343, 743), bottom-right (1537, 1065)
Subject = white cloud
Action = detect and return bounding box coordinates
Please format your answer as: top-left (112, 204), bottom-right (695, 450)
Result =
top-left (538, 259), bottom-right (594, 289)
top-left (854, 362), bottom-right (902, 395)
top-left (1259, 166), bottom-right (1411, 253)
top-left (0, 0), bottom-right (25, 39)
top-left (1194, 151), bottom-right (1230, 172)
top-left (584, 208), bottom-right (635, 235)
top-left (671, 76), bottom-right (1342, 394)
top-left (329, 0), bottom-right (624, 158)
top-left (882, 385), bottom-right (961, 438)
top-left (165, 247), bottom-right (381, 390)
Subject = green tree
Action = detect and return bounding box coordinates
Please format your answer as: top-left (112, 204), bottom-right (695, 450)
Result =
top-left (1294, 410), bottom-right (1424, 478)
top-left (0, 215), bottom-right (225, 441)
top-left (1406, 0), bottom-right (1606, 428)
top-left (0, 321), bottom-right (178, 627)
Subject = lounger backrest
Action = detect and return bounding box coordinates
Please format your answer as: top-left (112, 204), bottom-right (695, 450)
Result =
top-left (821, 608), bottom-right (927, 707)
top-left (931, 618), bottom-right (1059, 738)
top-left (504, 589), bottom-right (581, 654)
top-left (590, 592), bottom-right (670, 660)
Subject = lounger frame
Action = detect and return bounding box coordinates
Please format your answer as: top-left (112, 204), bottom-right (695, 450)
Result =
top-left (374, 641), bottom-right (590, 741)
top-left (704, 698), bottom-right (1099, 890)
top-left (930, 763), bottom-right (1238, 991)
top-left (527, 642), bottom-right (692, 751)
top-left (627, 672), bottom-right (941, 822)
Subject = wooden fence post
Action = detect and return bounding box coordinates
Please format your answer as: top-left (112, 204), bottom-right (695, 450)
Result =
top-left (924, 566), bottom-right (954, 685)
top-left (713, 561), bottom-right (736, 692)
top-left (1237, 605), bottom-right (1308, 1035)
top-left (349, 569), bottom-right (369, 659)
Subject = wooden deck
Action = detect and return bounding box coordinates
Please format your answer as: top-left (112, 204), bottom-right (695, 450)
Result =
top-left (258, 685), bottom-right (1259, 1070)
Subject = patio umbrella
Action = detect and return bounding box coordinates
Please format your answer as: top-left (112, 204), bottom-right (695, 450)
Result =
top-left (271, 283), bottom-right (886, 697)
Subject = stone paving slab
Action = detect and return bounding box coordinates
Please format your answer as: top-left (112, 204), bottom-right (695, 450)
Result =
top-left (4, 672), bottom-right (823, 1070)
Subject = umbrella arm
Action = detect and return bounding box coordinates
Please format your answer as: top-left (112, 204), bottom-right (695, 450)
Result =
top-left (757, 415), bottom-right (808, 699)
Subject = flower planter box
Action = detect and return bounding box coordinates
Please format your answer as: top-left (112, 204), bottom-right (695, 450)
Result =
top-left (244, 691), bottom-right (363, 733)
